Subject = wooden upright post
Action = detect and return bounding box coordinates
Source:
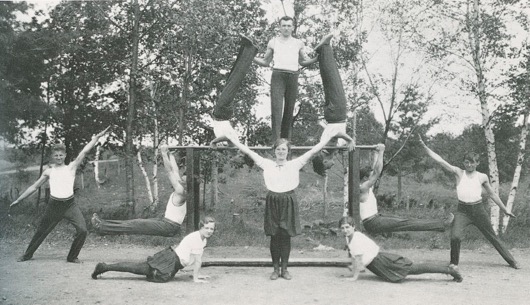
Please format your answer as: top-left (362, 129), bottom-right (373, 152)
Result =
top-left (186, 148), bottom-right (201, 233)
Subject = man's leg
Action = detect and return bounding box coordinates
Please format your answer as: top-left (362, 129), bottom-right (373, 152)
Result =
top-left (271, 71), bottom-right (286, 143)
top-left (212, 35), bottom-right (258, 122)
top-left (95, 218), bottom-right (179, 237)
top-left (450, 207), bottom-right (473, 265)
top-left (316, 35), bottom-right (347, 124)
top-left (363, 214), bottom-right (446, 234)
top-left (63, 202), bottom-right (88, 262)
top-left (279, 73), bottom-right (299, 140)
top-left (471, 205), bottom-right (519, 268)
top-left (19, 203), bottom-right (64, 261)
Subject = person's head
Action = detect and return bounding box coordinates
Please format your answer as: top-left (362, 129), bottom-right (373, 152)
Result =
top-left (51, 143), bottom-right (67, 165)
top-left (359, 165), bottom-right (373, 182)
top-left (338, 216), bottom-right (355, 237)
top-left (462, 152), bottom-right (480, 172)
top-left (272, 138), bottom-right (291, 161)
top-left (312, 152), bottom-right (334, 176)
top-left (199, 216), bottom-right (216, 239)
top-left (278, 16), bottom-right (295, 37)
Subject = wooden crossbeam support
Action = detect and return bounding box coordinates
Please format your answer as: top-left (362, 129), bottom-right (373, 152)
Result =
top-left (185, 148), bottom-right (201, 233)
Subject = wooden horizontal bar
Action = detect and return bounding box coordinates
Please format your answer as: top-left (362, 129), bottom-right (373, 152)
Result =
top-left (166, 145), bottom-right (378, 151)
top-left (202, 257), bottom-right (351, 268)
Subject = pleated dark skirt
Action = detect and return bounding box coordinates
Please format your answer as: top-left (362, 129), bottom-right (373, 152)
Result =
top-left (146, 247), bottom-right (184, 283)
top-left (366, 252), bottom-right (413, 283)
top-left (264, 190), bottom-right (301, 237)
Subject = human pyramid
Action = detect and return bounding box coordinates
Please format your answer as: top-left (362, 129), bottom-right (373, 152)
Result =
top-left (9, 16), bottom-right (519, 285)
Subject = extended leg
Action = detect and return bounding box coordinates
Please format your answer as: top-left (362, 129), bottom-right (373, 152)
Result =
top-left (363, 214), bottom-right (446, 234)
top-left (92, 261), bottom-right (150, 279)
top-left (19, 203), bottom-right (64, 261)
top-left (269, 235), bottom-right (281, 280)
top-left (279, 229), bottom-right (292, 280)
top-left (472, 205), bottom-right (519, 268)
top-left (450, 208), bottom-right (473, 265)
top-left (63, 203), bottom-right (88, 262)
top-left (409, 263), bottom-right (463, 282)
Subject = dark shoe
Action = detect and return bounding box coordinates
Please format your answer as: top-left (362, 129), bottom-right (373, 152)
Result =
top-left (281, 270), bottom-right (292, 280)
top-left (67, 258), bottom-right (82, 264)
top-left (448, 264), bottom-right (463, 282)
top-left (314, 33), bottom-right (333, 52)
top-left (443, 213), bottom-right (455, 229)
top-left (509, 262), bottom-right (521, 269)
top-left (240, 34), bottom-right (258, 49)
top-left (91, 213), bottom-right (102, 230)
top-left (92, 263), bottom-right (107, 279)
top-left (17, 255), bottom-right (31, 262)
top-left (270, 270), bottom-right (280, 280)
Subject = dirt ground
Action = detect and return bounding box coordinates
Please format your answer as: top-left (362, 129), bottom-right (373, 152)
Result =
top-left (1, 239), bottom-right (528, 305)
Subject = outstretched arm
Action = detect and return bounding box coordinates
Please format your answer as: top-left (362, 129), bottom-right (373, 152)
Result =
top-left (335, 131), bottom-right (356, 151)
top-left (419, 136), bottom-right (460, 174)
top-left (225, 133), bottom-right (263, 164)
top-left (70, 126), bottom-right (110, 169)
top-left (10, 169), bottom-right (51, 210)
top-left (482, 177), bottom-right (516, 217)
top-left (160, 145), bottom-right (184, 193)
top-left (360, 144), bottom-right (385, 190)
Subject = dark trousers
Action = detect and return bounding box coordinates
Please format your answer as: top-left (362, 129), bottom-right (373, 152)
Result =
top-left (212, 36), bottom-right (258, 120)
top-left (22, 197), bottom-right (88, 261)
top-left (450, 203), bottom-right (516, 266)
top-left (317, 43), bottom-right (347, 123)
top-left (363, 214), bottom-right (445, 234)
top-left (97, 218), bottom-right (181, 237)
top-left (270, 70), bottom-right (299, 142)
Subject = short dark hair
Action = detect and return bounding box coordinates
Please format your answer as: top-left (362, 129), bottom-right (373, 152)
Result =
top-left (199, 216), bottom-right (216, 228)
top-left (51, 143), bottom-right (66, 153)
top-left (338, 216), bottom-right (354, 228)
top-left (463, 152), bottom-right (480, 163)
top-left (359, 165), bottom-right (373, 180)
top-left (279, 16), bottom-right (294, 25)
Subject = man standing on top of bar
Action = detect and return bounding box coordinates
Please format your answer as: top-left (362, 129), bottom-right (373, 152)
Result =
top-left (253, 16), bottom-right (319, 143)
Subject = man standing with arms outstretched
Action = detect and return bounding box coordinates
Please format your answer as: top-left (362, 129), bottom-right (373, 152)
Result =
top-left (253, 16), bottom-right (318, 142)
top-left (10, 126), bottom-right (110, 263)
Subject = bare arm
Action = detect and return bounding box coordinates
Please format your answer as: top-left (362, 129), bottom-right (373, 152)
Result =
top-left (419, 137), bottom-right (460, 175)
top-left (225, 134), bottom-right (263, 164)
top-left (10, 169), bottom-right (51, 208)
top-left (335, 131), bottom-right (356, 151)
top-left (482, 176), bottom-right (515, 217)
top-left (360, 144), bottom-right (385, 191)
top-left (299, 47), bottom-right (318, 67)
top-left (160, 145), bottom-right (184, 194)
top-left (190, 253), bottom-right (208, 283)
top-left (345, 254), bottom-right (363, 280)
top-left (253, 43), bottom-right (273, 67)
top-left (70, 126), bottom-right (110, 169)
top-left (298, 130), bottom-right (339, 162)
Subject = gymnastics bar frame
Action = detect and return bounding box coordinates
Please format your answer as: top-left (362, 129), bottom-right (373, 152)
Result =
top-left (168, 145), bottom-right (377, 233)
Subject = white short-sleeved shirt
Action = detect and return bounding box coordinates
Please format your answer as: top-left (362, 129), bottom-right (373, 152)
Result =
top-left (49, 166), bottom-right (76, 199)
top-left (456, 172), bottom-right (483, 203)
top-left (360, 188), bottom-right (378, 220)
top-left (255, 154), bottom-right (310, 193)
top-left (173, 231), bottom-right (206, 267)
top-left (164, 193), bottom-right (186, 224)
top-left (271, 37), bottom-right (304, 71)
top-left (348, 231), bottom-right (380, 267)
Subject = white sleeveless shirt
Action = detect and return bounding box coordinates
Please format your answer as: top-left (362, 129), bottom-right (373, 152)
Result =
top-left (360, 188), bottom-right (378, 220)
top-left (456, 172), bottom-right (483, 203)
top-left (271, 37), bottom-right (303, 71)
top-left (49, 166), bottom-right (75, 199)
top-left (164, 193), bottom-right (187, 224)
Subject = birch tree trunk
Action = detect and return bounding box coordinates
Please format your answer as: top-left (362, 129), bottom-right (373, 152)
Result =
top-left (94, 145), bottom-right (104, 188)
top-left (469, 0), bottom-right (501, 233)
top-left (150, 82), bottom-right (159, 211)
top-left (137, 150), bottom-right (154, 204)
top-left (210, 151), bottom-right (218, 210)
top-left (126, 0), bottom-right (140, 216)
top-left (502, 109), bottom-right (529, 233)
